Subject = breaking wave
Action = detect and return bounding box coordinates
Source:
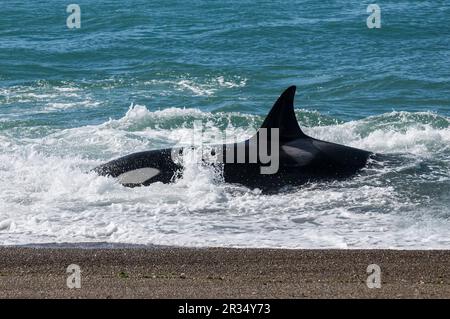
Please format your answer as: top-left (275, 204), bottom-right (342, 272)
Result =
top-left (0, 105), bottom-right (449, 249)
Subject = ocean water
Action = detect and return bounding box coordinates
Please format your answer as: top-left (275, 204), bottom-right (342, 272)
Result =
top-left (0, 1), bottom-right (449, 248)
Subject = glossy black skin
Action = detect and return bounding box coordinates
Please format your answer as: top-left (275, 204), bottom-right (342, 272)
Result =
top-left (94, 136), bottom-right (372, 190)
top-left (93, 148), bottom-right (182, 186)
top-left (94, 86), bottom-right (373, 190)
top-left (220, 137), bottom-right (372, 190)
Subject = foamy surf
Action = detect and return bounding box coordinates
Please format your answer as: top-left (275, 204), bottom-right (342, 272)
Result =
top-left (0, 105), bottom-right (449, 249)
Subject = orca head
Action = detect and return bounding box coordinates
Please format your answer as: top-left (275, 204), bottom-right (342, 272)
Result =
top-left (117, 167), bottom-right (161, 186)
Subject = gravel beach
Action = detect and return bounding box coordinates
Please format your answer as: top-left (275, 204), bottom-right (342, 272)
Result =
top-left (0, 247), bottom-right (448, 298)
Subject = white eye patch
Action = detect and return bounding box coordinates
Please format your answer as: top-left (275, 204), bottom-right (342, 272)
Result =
top-left (117, 167), bottom-right (160, 185)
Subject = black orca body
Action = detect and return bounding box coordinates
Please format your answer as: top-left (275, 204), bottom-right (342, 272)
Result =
top-left (94, 86), bottom-right (372, 190)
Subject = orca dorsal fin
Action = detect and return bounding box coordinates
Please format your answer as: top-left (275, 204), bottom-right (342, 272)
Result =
top-left (259, 86), bottom-right (306, 141)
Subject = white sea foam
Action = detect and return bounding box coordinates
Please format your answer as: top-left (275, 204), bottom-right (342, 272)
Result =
top-left (144, 75), bottom-right (247, 96)
top-left (0, 83), bottom-right (102, 114)
top-left (307, 112), bottom-right (450, 156)
top-left (0, 106), bottom-right (449, 248)
top-left (44, 99), bottom-right (101, 112)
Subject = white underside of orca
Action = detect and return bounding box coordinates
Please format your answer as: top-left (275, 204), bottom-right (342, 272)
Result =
top-left (117, 167), bottom-right (160, 185)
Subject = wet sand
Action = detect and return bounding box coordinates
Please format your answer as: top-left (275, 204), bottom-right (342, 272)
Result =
top-left (0, 247), bottom-right (448, 298)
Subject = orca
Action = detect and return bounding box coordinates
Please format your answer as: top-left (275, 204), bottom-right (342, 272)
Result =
top-left (93, 86), bottom-right (373, 190)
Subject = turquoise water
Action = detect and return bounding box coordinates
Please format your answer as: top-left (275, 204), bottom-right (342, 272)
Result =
top-left (0, 1), bottom-right (449, 248)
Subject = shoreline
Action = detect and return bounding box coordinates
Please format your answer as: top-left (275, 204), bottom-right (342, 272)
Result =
top-left (7, 241), bottom-right (450, 250)
top-left (0, 247), bottom-right (448, 298)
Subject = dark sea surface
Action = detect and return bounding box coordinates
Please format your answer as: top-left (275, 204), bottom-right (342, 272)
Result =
top-left (0, 1), bottom-right (449, 248)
